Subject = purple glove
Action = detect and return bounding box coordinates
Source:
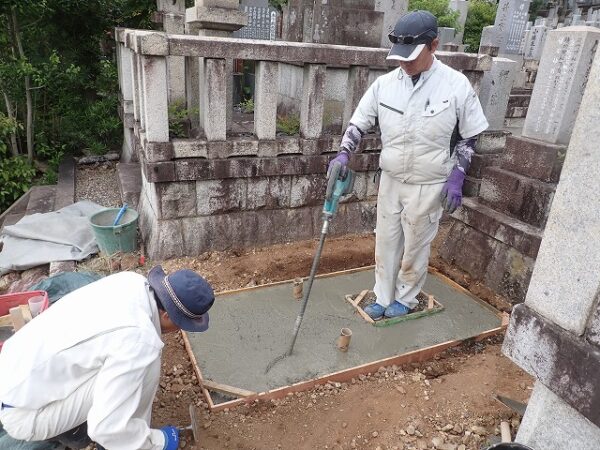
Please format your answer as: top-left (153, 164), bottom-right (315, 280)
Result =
top-left (441, 167), bottom-right (465, 213)
top-left (327, 149), bottom-right (349, 178)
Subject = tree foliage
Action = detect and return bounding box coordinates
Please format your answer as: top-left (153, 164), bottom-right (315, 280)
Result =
top-left (463, 0), bottom-right (497, 53)
top-left (0, 0), bottom-right (155, 212)
top-left (408, 0), bottom-right (460, 29)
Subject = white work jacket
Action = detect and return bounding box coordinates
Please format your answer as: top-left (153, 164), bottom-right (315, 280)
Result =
top-left (350, 58), bottom-right (489, 184)
top-left (0, 272), bottom-right (166, 450)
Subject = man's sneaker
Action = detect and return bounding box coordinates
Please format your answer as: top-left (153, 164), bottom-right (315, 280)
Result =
top-left (384, 301), bottom-right (412, 318)
top-left (364, 303), bottom-right (386, 320)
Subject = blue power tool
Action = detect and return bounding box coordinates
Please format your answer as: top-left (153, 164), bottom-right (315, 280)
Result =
top-left (265, 162), bottom-right (355, 373)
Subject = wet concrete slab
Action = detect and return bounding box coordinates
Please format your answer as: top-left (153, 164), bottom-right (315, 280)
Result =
top-left (185, 268), bottom-right (501, 396)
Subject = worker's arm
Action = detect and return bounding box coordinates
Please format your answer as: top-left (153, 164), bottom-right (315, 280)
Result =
top-left (86, 333), bottom-right (167, 450)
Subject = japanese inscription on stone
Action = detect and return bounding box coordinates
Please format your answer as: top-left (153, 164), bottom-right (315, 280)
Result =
top-left (234, 6), bottom-right (278, 40)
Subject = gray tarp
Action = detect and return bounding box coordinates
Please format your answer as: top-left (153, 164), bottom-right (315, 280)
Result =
top-left (0, 201), bottom-right (105, 276)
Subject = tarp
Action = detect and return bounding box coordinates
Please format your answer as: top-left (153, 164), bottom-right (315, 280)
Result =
top-left (0, 201), bottom-right (105, 276)
top-left (30, 272), bottom-right (103, 304)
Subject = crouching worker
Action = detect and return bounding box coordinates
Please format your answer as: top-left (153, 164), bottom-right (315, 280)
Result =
top-left (0, 265), bottom-right (215, 450)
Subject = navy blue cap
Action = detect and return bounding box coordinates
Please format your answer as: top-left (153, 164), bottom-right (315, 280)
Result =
top-left (148, 265), bottom-right (214, 332)
top-left (387, 10), bottom-right (438, 62)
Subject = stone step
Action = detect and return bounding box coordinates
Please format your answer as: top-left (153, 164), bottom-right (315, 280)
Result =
top-left (501, 135), bottom-right (566, 183)
top-left (452, 197), bottom-right (543, 260)
top-left (479, 166), bottom-right (556, 228)
top-left (117, 162), bottom-right (142, 209)
top-left (508, 94), bottom-right (531, 108)
top-left (0, 213), bottom-right (25, 233)
top-left (26, 186), bottom-right (56, 215)
top-left (54, 156), bottom-right (75, 210)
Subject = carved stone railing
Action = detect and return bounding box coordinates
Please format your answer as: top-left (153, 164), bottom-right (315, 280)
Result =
top-left (115, 28), bottom-right (491, 258)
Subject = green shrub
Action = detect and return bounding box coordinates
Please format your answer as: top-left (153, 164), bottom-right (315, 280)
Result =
top-left (408, 0), bottom-right (460, 29)
top-left (239, 98), bottom-right (255, 114)
top-left (276, 114), bottom-right (300, 136)
top-left (0, 150), bottom-right (36, 213)
top-left (463, 0), bottom-right (497, 52)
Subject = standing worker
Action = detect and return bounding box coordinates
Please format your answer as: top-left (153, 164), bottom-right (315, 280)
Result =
top-left (0, 266), bottom-right (215, 450)
top-left (329, 10), bottom-right (488, 320)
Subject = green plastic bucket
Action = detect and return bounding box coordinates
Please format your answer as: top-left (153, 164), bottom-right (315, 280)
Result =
top-left (90, 208), bottom-right (139, 254)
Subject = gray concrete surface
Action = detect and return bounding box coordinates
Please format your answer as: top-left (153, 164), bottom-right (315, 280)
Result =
top-left (186, 269), bottom-right (501, 396)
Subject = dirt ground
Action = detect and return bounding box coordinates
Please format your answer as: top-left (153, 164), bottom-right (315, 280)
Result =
top-left (146, 231), bottom-right (532, 450)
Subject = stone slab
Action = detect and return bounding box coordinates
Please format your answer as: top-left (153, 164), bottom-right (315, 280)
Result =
top-left (478, 166), bottom-right (556, 228)
top-left (524, 40), bottom-right (600, 334)
top-left (516, 382), bottom-right (600, 450)
top-left (185, 269), bottom-right (501, 394)
top-left (117, 163), bottom-right (142, 209)
top-left (493, 0), bottom-right (531, 55)
top-left (503, 305), bottom-right (600, 428)
top-left (522, 27), bottom-right (600, 145)
top-left (26, 186), bottom-right (56, 215)
top-left (185, 6), bottom-right (248, 31)
top-left (440, 216), bottom-right (536, 303)
top-left (54, 156), bottom-right (75, 210)
top-left (501, 135), bottom-right (566, 183)
top-left (479, 57), bottom-right (518, 131)
top-left (476, 130), bottom-right (510, 154)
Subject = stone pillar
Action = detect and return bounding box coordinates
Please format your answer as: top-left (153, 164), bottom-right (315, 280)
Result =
top-left (299, 64), bottom-right (326, 139)
top-left (449, 0), bottom-right (468, 44)
top-left (254, 61), bottom-right (279, 140)
top-left (186, 0), bottom-right (247, 136)
top-left (479, 57), bottom-right (518, 131)
top-left (522, 26), bottom-right (600, 145)
top-left (438, 27), bottom-right (456, 46)
top-left (503, 44), bottom-right (600, 447)
top-left (375, 0), bottom-right (408, 48)
top-left (493, 0), bottom-right (531, 56)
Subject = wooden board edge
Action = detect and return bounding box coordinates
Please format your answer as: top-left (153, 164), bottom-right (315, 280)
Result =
top-left (203, 324), bottom-right (506, 412)
top-left (182, 331), bottom-right (215, 410)
top-left (201, 379), bottom-right (256, 398)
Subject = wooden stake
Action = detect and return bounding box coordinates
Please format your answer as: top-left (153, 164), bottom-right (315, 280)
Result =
top-left (200, 380), bottom-right (256, 398)
top-left (500, 421), bottom-right (511, 443)
top-left (9, 307), bottom-right (26, 331)
top-left (19, 305), bottom-right (32, 323)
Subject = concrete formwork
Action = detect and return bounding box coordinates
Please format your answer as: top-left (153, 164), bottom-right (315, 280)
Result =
top-left (184, 267), bottom-right (506, 411)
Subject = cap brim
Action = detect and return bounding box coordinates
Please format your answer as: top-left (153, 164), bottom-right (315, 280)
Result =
top-left (148, 265), bottom-right (210, 333)
top-left (386, 43), bottom-right (426, 62)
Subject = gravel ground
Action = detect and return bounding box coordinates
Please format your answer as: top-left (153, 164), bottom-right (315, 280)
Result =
top-left (75, 161), bottom-right (122, 207)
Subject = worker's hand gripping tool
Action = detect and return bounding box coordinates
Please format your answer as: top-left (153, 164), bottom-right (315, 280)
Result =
top-left (323, 160), bottom-right (355, 219)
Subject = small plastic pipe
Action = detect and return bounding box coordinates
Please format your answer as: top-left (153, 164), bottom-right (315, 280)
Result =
top-left (292, 278), bottom-right (303, 300)
top-left (337, 327), bottom-right (352, 352)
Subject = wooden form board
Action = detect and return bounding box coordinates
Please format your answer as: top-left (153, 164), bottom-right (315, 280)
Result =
top-left (183, 265), bottom-right (508, 412)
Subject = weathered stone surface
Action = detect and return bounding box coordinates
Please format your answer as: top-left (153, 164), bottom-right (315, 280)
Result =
top-left (201, 58), bottom-right (227, 140)
top-left (523, 40), bottom-right (600, 334)
top-left (290, 175), bottom-right (328, 208)
top-left (26, 186), bottom-right (56, 214)
top-left (144, 141), bottom-right (174, 162)
top-left (501, 135), bottom-right (566, 183)
top-left (185, 6), bottom-right (248, 31)
top-left (157, 181), bottom-right (197, 219)
top-left (165, 34), bottom-right (491, 71)
top-left (138, 191), bottom-right (184, 259)
top-left (469, 153), bottom-right (502, 179)
top-left (476, 130), bottom-right (510, 154)
top-left (254, 61), bottom-right (279, 140)
top-left (479, 57), bottom-right (517, 131)
top-left (196, 178), bottom-right (246, 215)
top-left (522, 27), bottom-right (600, 145)
top-left (145, 153), bottom-right (379, 183)
top-left (440, 216), bottom-right (535, 303)
top-left (157, 0), bottom-right (185, 13)
top-left (135, 31), bottom-right (169, 56)
top-left (343, 66), bottom-right (370, 131)
top-left (478, 166), bottom-right (556, 228)
top-left (586, 304), bottom-right (600, 347)
top-left (454, 198), bottom-right (542, 259)
top-left (55, 157), bottom-right (75, 210)
top-left (493, 0), bottom-right (531, 55)
top-left (140, 55), bottom-right (169, 142)
top-left (117, 162), bottom-right (142, 209)
top-left (503, 305), bottom-right (600, 428)
top-left (515, 382), bottom-right (600, 450)
top-left (300, 64), bottom-right (326, 139)
top-left (374, 0), bottom-right (408, 48)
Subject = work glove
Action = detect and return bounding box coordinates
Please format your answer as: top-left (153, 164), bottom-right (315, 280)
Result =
top-left (327, 149), bottom-right (350, 179)
top-left (441, 167), bottom-right (465, 214)
top-left (161, 426), bottom-right (180, 450)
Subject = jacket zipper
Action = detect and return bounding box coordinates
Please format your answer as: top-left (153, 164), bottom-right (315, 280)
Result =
top-left (379, 102), bottom-right (404, 115)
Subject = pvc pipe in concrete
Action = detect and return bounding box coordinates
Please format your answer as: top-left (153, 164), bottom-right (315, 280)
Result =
top-left (337, 327), bottom-right (352, 352)
top-left (292, 278), bottom-right (303, 300)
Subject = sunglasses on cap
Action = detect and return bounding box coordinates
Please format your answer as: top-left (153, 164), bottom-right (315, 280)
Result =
top-left (388, 29), bottom-right (434, 45)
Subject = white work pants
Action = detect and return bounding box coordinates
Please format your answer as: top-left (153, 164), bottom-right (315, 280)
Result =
top-left (0, 363), bottom-right (158, 445)
top-left (373, 172), bottom-right (443, 308)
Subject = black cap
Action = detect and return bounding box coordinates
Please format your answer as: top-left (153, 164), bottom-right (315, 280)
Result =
top-left (387, 10), bottom-right (438, 62)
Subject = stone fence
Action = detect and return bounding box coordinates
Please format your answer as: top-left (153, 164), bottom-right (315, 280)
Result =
top-left (115, 28), bottom-right (491, 258)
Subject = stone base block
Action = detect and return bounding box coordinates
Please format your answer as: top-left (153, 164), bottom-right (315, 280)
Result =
top-left (440, 198), bottom-right (541, 303)
top-left (504, 304), bottom-right (600, 429)
top-left (501, 135), bottom-right (566, 183)
top-left (476, 130), bottom-right (510, 154)
top-left (117, 162), bottom-right (142, 209)
top-left (463, 176), bottom-right (481, 198)
top-left (185, 6), bottom-right (247, 31)
top-left (505, 105), bottom-right (528, 118)
top-left (515, 382), bottom-right (600, 450)
top-left (140, 195), bottom-right (377, 259)
top-left (507, 93), bottom-right (531, 109)
top-left (479, 166), bottom-right (556, 228)
top-left (470, 153), bottom-right (503, 178)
